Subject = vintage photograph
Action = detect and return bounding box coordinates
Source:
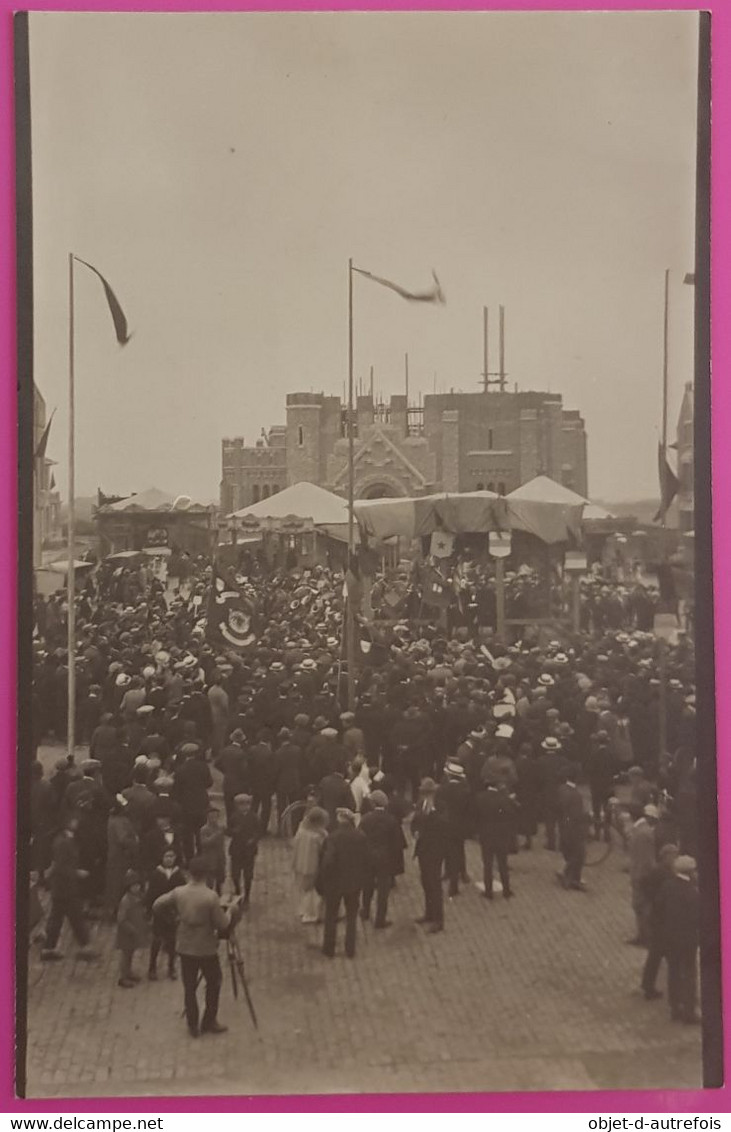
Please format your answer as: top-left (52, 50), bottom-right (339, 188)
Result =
top-left (17, 9), bottom-right (716, 1099)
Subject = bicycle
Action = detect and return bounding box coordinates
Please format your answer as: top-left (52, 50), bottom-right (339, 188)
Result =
top-left (583, 797), bottom-right (632, 867)
top-left (278, 798), bottom-right (308, 839)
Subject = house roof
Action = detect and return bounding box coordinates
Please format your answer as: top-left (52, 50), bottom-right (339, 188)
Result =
top-left (231, 481), bottom-right (349, 526)
top-left (508, 475), bottom-right (613, 521)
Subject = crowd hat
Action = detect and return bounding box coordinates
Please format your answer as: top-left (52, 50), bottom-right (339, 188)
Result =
top-left (541, 736), bottom-right (562, 752)
top-left (336, 807), bottom-right (356, 824)
top-left (643, 804), bottom-right (660, 820)
top-left (81, 758), bottom-right (102, 774)
top-left (470, 726), bottom-right (487, 739)
top-left (444, 761), bottom-right (466, 780)
top-left (369, 790), bottom-right (388, 808)
top-left (537, 673), bottom-right (555, 687)
top-left (495, 723), bottom-right (514, 740)
top-left (234, 793), bottom-right (253, 805)
top-left (674, 855), bottom-right (697, 875)
top-left (116, 672), bottom-right (131, 688)
top-left (419, 777), bottom-right (437, 794)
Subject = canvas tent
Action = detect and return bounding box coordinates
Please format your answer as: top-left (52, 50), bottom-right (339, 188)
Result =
top-left (353, 489), bottom-right (584, 546)
top-left (508, 475), bottom-right (613, 523)
top-left (230, 481), bottom-right (352, 542)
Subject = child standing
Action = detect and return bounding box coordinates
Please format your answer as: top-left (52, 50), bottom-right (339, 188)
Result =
top-left (199, 807), bottom-right (226, 895)
top-left (228, 793), bottom-right (262, 906)
top-left (146, 849), bottom-right (186, 980)
top-left (115, 870), bottom-right (150, 988)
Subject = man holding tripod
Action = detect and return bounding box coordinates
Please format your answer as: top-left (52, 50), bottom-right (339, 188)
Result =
top-left (153, 855), bottom-right (241, 1038)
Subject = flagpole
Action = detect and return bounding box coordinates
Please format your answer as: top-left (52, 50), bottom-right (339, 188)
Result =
top-left (67, 252), bottom-right (76, 763)
top-left (347, 257), bottom-right (356, 711)
top-left (658, 267), bottom-right (670, 764)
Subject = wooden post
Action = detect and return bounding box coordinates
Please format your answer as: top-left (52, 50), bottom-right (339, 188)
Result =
top-left (572, 574), bottom-right (581, 633)
top-left (496, 556), bottom-right (505, 640)
top-left (499, 305), bottom-right (506, 392)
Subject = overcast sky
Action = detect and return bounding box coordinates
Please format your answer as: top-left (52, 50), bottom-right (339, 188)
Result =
top-left (29, 10), bottom-right (699, 504)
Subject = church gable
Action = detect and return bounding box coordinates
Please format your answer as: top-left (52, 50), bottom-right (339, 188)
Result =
top-left (327, 425), bottom-right (434, 498)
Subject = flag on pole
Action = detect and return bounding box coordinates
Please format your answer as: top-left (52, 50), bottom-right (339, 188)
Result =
top-left (653, 444), bottom-right (680, 521)
top-left (352, 266), bottom-right (446, 305)
top-left (206, 567), bottom-right (257, 651)
top-left (74, 257), bottom-right (132, 345)
top-left (421, 564), bottom-right (452, 608)
top-left (34, 408), bottom-right (56, 458)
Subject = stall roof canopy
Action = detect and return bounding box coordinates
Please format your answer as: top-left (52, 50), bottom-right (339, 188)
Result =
top-left (100, 487), bottom-right (210, 513)
top-left (508, 476), bottom-right (613, 522)
top-left (231, 482), bottom-right (350, 526)
top-left (354, 489), bottom-right (583, 545)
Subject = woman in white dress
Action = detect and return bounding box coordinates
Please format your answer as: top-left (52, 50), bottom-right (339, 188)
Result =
top-left (291, 806), bottom-right (329, 923)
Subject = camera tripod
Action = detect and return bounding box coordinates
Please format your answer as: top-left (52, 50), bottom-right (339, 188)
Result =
top-left (186, 925), bottom-right (259, 1030)
top-left (224, 927), bottom-right (259, 1029)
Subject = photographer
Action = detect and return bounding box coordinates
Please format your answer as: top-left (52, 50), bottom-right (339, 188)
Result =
top-left (152, 855), bottom-right (240, 1038)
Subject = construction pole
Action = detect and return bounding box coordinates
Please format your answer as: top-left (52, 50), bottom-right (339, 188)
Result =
top-left (499, 305), bottom-right (506, 392)
top-left (346, 258), bottom-right (356, 712)
top-left (404, 352), bottom-right (409, 407)
top-left (369, 364), bottom-right (374, 401)
top-left (67, 253), bottom-right (76, 763)
top-left (482, 306), bottom-right (489, 392)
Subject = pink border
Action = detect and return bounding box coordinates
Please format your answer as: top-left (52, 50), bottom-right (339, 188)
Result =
top-left (3, 0), bottom-right (728, 1113)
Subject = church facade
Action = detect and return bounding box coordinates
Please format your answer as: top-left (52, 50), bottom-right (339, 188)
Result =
top-left (221, 388), bottom-right (587, 512)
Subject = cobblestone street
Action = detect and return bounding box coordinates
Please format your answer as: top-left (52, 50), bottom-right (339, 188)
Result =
top-left (24, 781), bottom-right (702, 1100)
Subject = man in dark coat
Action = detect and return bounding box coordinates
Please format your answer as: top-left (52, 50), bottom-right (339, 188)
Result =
top-left (215, 730), bottom-right (250, 828)
top-left (173, 744), bottom-right (213, 861)
top-left (359, 790), bottom-right (405, 928)
top-left (515, 741), bottom-right (541, 850)
top-left (411, 777), bottom-right (450, 933)
top-left (318, 809), bottom-right (370, 958)
top-left (473, 783), bottom-right (519, 899)
top-left (317, 767), bottom-right (356, 830)
top-left (248, 730), bottom-right (279, 836)
top-left (537, 736), bottom-right (568, 851)
top-left (557, 764), bottom-right (589, 891)
top-left (30, 760), bottom-right (55, 880)
top-left (586, 731), bottom-right (616, 842)
top-left (62, 759), bottom-right (110, 905)
top-left (640, 842), bottom-right (680, 1000)
top-left (41, 816), bottom-right (98, 961)
top-left (656, 855), bottom-right (700, 1023)
top-left (275, 728), bottom-right (303, 827)
top-left (436, 762), bottom-right (472, 896)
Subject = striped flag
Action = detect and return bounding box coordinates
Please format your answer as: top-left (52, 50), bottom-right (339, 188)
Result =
top-left (34, 408), bottom-right (55, 459)
top-left (653, 445), bottom-right (680, 522)
top-left (75, 257), bottom-right (131, 345)
top-left (352, 266), bottom-right (445, 305)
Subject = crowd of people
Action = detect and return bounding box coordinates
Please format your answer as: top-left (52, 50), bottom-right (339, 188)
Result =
top-left (28, 553), bottom-right (701, 1035)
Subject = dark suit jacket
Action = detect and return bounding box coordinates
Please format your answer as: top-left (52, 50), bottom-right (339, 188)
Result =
top-left (317, 774), bottom-right (356, 825)
top-left (173, 757), bottom-right (213, 815)
top-left (318, 825), bottom-right (370, 895)
top-left (359, 808), bottom-right (406, 876)
top-left (411, 804), bottom-right (449, 865)
top-left (473, 787), bottom-right (519, 851)
top-left (657, 874), bottom-right (700, 953)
